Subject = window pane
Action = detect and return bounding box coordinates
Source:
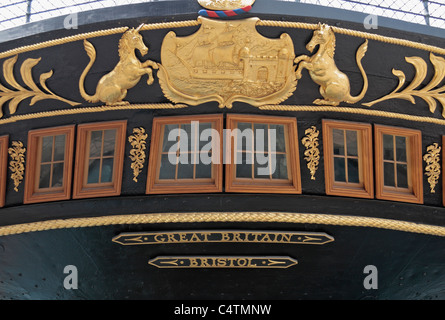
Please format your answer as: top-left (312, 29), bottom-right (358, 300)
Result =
top-left (177, 162), bottom-right (194, 179)
top-left (333, 129), bottom-right (344, 156)
top-left (39, 164), bottom-right (51, 188)
top-left (270, 124), bottom-right (286, 153)
top-left (51, 163), bottom-right (64, 188)
top-left (181, 123), bottom-right (193, 153)
top-left (89, 131), bottom-right (103, 158)
top-left (159, 154), bottom-right (176, 180)
top-left (41, 136), bottom-right (53, 163)
top-left (334, 157), bottom-right (346, 182)
top-left (195, 162), bottom-right (212, 179)
top-left (397, 163), bottom-right (408, 188)
top-left (383, 134), bottom-right (394, 161)
top-left (103, 130), bottom-right (116, 157)
top-left (53, 135), bottom-right (66, 162)
top-left (236, 122), bottom-right (253, 151)
top-left (162, 124), bottom-right (179, 152)
top-left (384, 162), bottom-right (395, 187)
top-left (101, 158), bottom-right (114, 183)
top-left (198, 123), bottom-right (212, 150)
top-left (254, 156), bottom-right (269, 179)
top-left (254, 123), bottom-right (268, 153)
top-left (395, 136), bottom-right (407, 162)
top-left (347, 158), bottom-right (359, 183)
top-left (346, 130), bottom-right (358, 157)
top-left (87, 159), bottom-right (101, 184)
top-left (271, 154), bottom-right (288, 180)
top-left (236, 152), bottom-right (252, 178)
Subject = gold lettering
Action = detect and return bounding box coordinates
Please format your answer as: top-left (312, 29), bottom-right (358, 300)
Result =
top-left (189, 258), bottom-right (198, 267)
top-left (237, 258), bottom-right (247, 266)
top-left (201, 258), bottom-right (210, 267)
top-left (261, 234), bottom-right (271, 242)
top-left (201, 233), bottom-right (210, 242)
top-left (247, 258), bottom-right (257, 267)
top-left (190, 233), bottom-right (202, 242)
top-left (154, 234), bottom-right (166, 242)
top-left (281, 233), bottom-right (292, 243)
top-left (179, 233), bottom-right (188, 242)
top-left (217, 258), bottom-right (227, 267)
top-left (221, 233), bottom-right (231, 242)
top-left (167, 234), bottom-right (177, 243)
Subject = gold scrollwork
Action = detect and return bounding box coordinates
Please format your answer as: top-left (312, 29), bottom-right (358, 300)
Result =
top-left (301, 126), bottom-right (320, 180)
top-left (0, 55), bottom-right (79, 118)
top-left (8, 141), bottom-right (26, 192)
top-left (128, 127), bottom-right (148, 182)
top-left (423, 143), bottom-right (441, 193)
top-left (198, 0), bottom-right (256, 10)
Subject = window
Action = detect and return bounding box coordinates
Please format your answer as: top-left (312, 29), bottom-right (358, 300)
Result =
top-left (322, 120), bottom-right (373, 199)
top-left (73, 120), bottom-right (127, 199)
top-left (0, 135), bottom-right (8, 207)
top-left (375, 125), bottom-right (422, 204)
top-left (146, 115), bottom-right (223, 194)
top-left (225, 114), bottom-right (301, 194)
top-left (24, 126), bottom-right (75, 204)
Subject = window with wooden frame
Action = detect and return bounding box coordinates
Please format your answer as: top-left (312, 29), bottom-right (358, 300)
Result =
top-left (146, 114), bottom-right (223, 194)
top-left (322, 120), bottom-right (373, 199)
top-left (73, 120), bottom-right (127, 199)
top-left (225, 114), bottom-right (301, 194)
top-left (374, 124), bottom-right (423, 204)
top-left (0, 135), bottom-right (8, 207)
top-left (24, 126), bottom-right (75, 204)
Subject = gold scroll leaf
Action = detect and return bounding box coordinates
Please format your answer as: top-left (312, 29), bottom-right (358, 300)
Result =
top-left (363, 53), bottom-right (445, 118)
top-left (301, 126), bottom-right (320, 180)
top-left (0, 55), bottom-right (79, 118)
top-left (423, 143), bottom-right (441, 193)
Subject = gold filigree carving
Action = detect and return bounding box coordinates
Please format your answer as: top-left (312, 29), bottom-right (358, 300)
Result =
top-left (301, 126), bottom-right (320, 180)
top-left (158, 17), bottom-right (297, 109)
top-left (423, 143), bottom-right (441, 193)
top-left (79, 24), bottom-right (159, 105)
top-left (198, 0), bottom-right (255, 10)
top-left (0, 55), bottom-right (79, 118)
top-left (8, 141), bottom-right (26, 192)
top-left (363, 53), bottom-right (445, 118)
top-left (128, 127), bottom-right (148, 182)
top-left (294, 23), bottom-right (369, 106)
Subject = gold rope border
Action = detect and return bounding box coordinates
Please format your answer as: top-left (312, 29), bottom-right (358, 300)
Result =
top-left (0, 19), bottom-right (444, 60)
top-left (1, 212), bottom-right (445, 237)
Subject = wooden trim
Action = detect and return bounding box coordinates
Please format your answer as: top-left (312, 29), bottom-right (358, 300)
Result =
top-left (225, 114), bottom-right (301, 194)
top-left (23, 126), bottom-right (75, 204)
top-left (0, 136), bottom-right (8, 207)
top-left (374, 124), bottom-right (423, 204)
top-left (146, 114), bottom-right (223, 194)
top-left (322, 120), bottom-right (374, 199)
top-left (73, 120), bottom-right (127, 199)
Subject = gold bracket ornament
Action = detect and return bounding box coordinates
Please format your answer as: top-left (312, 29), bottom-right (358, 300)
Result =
top-left (364, 53), bottom-right (445, 118)
top-left (198, 0), bottom-right (255, 10)
top-left (128, 127), bottom-right (148, 182)
top-left (423, 143), bottom-right (441, 193)
top-left (294, 23), bottom-right (369, 106)
top-left (0, 55), bottom-right (79, 118)
top-left (79, 24), bottom-right (159, 106)
top-left (8, 141), bottom-right (26, 192)
top-left (301, 126), bottom-right (320, 180)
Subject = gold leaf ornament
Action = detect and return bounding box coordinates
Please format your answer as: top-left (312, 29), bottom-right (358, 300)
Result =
top-left (128, 127), bottom-right (148, 182)
top-left (423, 143), bottom-right (441, 193)
top-left (8, 141), bottom-right (26, 192)
top-left (364, 53), bottom-right (445, 117)
top-left (301, 126), bottom-right (320, 180)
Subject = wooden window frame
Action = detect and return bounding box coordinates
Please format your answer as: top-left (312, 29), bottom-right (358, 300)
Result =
top-left (146, 114), bottom-right (223, 194)
top-left (73, 120), bottom-right (127, 199)
top-left (24, 126), bottom-right (75, 204)
top-left (322, 120), bottom-right (374, 199)
top-left (374, 124), bottom-right (423, 204)
top-left (0, 135), bottom-right (8, 207)
top-left (225, 114), bottom-right (301, 194)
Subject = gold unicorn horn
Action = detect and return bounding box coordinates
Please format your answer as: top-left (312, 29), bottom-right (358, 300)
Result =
top-left (135, 23), bottom-right (145, 32)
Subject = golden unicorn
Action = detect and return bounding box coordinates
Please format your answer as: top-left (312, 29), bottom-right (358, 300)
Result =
top-left (294, 23), bottom-right (368, 106)
top-left (79, 24), bottom-right (158, 105)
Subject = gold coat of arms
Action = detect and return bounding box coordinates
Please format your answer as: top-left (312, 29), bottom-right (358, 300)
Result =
top-left (158, 17), bottom-right (297, 108)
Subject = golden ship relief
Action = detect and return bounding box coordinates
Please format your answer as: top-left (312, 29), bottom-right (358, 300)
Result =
top-left (158, 17), bottom-right (297, 108)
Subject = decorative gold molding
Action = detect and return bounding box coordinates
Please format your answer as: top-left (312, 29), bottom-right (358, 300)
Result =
top-left (198, 0), bottom-right (256, 10)
top-left (7, 141), bottom-right (25, 192)
top-left (423, 143), bottom-right (441, 193)
top-left (301, 126), bottom-right (320, 180)
top-left (1, 212), bottom-right (445, 238)
top-left (128, 127), bottom-right (148, 182)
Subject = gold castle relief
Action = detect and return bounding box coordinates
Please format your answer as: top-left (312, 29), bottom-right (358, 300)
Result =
top-left (158, 17), bottom-right (297, 109)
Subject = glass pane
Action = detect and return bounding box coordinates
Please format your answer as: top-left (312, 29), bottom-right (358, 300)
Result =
top-left (347, 158), bottom-right (359, 183)
top-left (51, 163), bottom-right (64, 188)
top-left (270, 124), bottom-right (286, 153)
top-left (334, 157), bottom-right (346, 182)
top-left (89, 131), bottom-right (103, 158)
top-left (383, 134), bottom-right (394, 161)
top-left (177, 163), bottom-right (194, 179)
top-left (39, 164), bottom-right (51, 189)
top-left (333, 129), bottom-right (344, 156)
top-left (236, 152), bottom-right (252, 178)
top-left (159, 154), bottom-right (176, 180)
top-left (395, 136), bottom-right (407, 162)
top-left (254, 156), bottom-right (269, 179)
top-left (198, 123), bottom-right (212, 150)
top-left (181, 123), bottom-right (193, 153)
top-left (384, 162), bottom-right (395, 187)
top-left (397, 163), bottom-right (408, 188)
top-left (41, 136), bottom-right (53, 163)
top-left (101, 158), bottom-right (114, 183)
top-left (195, 162), bottom-right (212, 179)
top-left (236, 122), bottom-right (253, 151)
top-left (254, 123), bottom-right (268, 153)
top-left (103, 130), bottom-right (116, 157)
top-left (346, 130), bottom-right (358, 157)
top-left (271, 154), bottom-right (288, 180)
top-left (162, 124), bottom-right (180, 153)
top-left (87, 159), bottom-right (101, 184)
top-left (53, 135), bottom-right (65, 162)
